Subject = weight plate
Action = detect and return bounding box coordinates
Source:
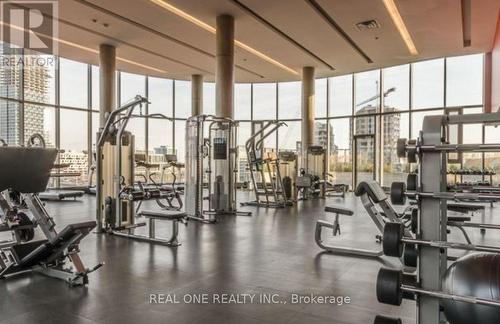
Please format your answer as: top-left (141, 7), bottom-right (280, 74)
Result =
top-left (403, 244), bottom-right (418, 268)
top-left (383, 222), bottom-right (404, 257)
top-left (406, 173), bottom-right (417, 191)
top-left (376, 268), bottom-right (403, 306)
top-left (390, 182), bottom-right (407, 205)
top-left (396, 138), bottom-right (407, 158)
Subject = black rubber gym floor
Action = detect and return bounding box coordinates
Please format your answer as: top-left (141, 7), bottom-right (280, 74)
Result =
top-left (1, 193), bottom-right (498, 324)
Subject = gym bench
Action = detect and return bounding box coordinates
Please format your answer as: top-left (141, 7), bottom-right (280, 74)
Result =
top-left (314, 206), bottom-right (385, 257)
top-left (113, 210), bottom-right (186, 246)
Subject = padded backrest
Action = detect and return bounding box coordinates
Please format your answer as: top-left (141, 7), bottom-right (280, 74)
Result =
top-left (0, 147), bottom-right (58, 193)
top-left (354, 180), bottom-right (387, 203)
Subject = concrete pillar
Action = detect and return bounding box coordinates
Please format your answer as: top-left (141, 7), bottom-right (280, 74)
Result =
top-left (301, 66), bottom-right (315, 164)
top-left (215, 14), bottom-right (235, 119)
top-left (191, 74), bottom-right (203, 116)
top-left (99, 44), bottom-right (116, 127)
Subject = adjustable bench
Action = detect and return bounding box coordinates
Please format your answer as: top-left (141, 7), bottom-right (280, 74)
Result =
top-left (130, 210), bottom-right (186, 246)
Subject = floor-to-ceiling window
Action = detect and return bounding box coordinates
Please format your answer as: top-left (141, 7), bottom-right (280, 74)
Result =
top-left (0, 47), bottom-right (486, 189)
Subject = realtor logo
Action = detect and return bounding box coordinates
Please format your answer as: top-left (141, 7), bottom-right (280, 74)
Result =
top-left (1, 1), bottom-right (58, 54)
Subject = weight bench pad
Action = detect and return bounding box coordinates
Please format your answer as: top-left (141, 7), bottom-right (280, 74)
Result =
top-left (138, 210), bottom-right (186, 220)
top-left (324, 205), bottom-right (354, 216)
top-left (354, 181), bottom-right (387, 203)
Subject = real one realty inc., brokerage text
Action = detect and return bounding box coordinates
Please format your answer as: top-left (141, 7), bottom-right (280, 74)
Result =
top-left (149, 293), bottom-right (351, 305)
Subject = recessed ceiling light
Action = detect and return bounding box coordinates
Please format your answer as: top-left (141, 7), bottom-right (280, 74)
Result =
top-left (382, 0), bottom-right (418, 55)
top-left (149, 0), bottom-right (299, 75)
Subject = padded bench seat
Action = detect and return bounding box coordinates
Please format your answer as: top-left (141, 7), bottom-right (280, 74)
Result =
top-left (137, 210), bottom-right (186, 220)
top-left (324, 205), bottom-right (354, 216)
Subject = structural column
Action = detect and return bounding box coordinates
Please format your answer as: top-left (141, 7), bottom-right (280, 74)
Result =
top-left (99, 44), bottom-right (116, 127)
top-left (301, 66), bottom-right (315, 164)
top-left (215, 14), bottom-right (235, 119)
top-left (191, 74), bottom-right (204, 116)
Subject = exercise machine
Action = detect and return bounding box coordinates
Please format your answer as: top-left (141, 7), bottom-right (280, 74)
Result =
top-left (0, 137), bottom-right (100, 285)
top-left (315, 180), bottom-right (412, 258)
top-left (242, 121), bottom-right (292, 208)
top-left (375, 112), bottom-right (500, 324)
top-left (95, 96), bottom-right (186, 246)
top-left (278, 151), bottom-right (297, 201)
top-left (185, 115), bottom-right (251, 223)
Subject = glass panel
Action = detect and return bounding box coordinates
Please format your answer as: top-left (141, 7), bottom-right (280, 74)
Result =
top-left (128, 117), bottom-right (146, 152)
top-left (174, 120), bottom-right (186, 163)
top-left (60, 58), bottom-right (87, 108)
top-left (315, 78), bottom-right (327, 118)
top-left (485, 126), bottom-right (500, 185)
top-left (236, 121), bottom-right (251, 185)
top-left (253, 83), bottom-right (276, 120)
top-left (411, 109), bottom-right (443, 138)
top-left (354, 135), bottom-right (375, 186)
top-left (278, 121), bottom-right (301, 151)
top-left (412, 58), bottom-right (444, 109)
top-left (234, 83), bottom-right (251, 120)
top-left (23, 54), bottom-right (55, 105)
top-left (0, 43), bottom-right (22, 99)
top-left (24, 105), bottom-right (56, 147)
top-left (148, 77), bottom-right (173, 117)
top-left (149, 118), bottom-right (173, 153)
top-left (382, 64), bottom-right (409, 112)
top-left (314, 120), bottom-right (329, 150)
top-left (174, 80), bottom-right (191, 119)
top-left (60, 109), bottom-right (88, 187)
top-left (120, 72), bottom-right (145, 104)
top-left (0, 100), bottom-right (20, 145)
top-left (149, 118), bottom-right (173, 180)
top-left (446, 54), bottom-right (483, 107)
top-left (355, 70), bottom-right (380, 115)
top-left (203, 82), bottom-right (215, 115)
top-left (91, 111), bottom-right (99, 155)
top-left (382, 112), bottom-right (409, 185)
top-left (92, 65), bottom-right (99, 110)
top-left (329, 118), bottom-right (352, 188)
top-left (278, 81), bottom-right (301, 120)
top-left (354, 115), bottom-right (376, 135)
top-left (329, 75), bottom-right (353, 117)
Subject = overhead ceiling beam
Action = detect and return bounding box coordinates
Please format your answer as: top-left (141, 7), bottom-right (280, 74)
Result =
top-left (227, 0), bottom-right (335, 70)
top-left (73, 0), bottom-right (265, 78)
top-left (11, 2), bottom-right (212, 74)
top-left (305, 0), bottom-right (373, 63)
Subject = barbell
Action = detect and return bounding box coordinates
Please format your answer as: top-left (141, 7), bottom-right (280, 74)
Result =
top-left (377, 267), bottom-right (500, 308)
top-left (382, 222), bottom-right (500, 258)
top-left (397, 138), bottom-right (500, 162)
top-left (390, 181), bottom-right (500, 205)
top-left (377, 253), bottom-right (500, 324)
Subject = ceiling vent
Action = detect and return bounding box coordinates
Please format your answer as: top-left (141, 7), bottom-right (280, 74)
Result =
top-left (355, 19), bottom-right (381, 31)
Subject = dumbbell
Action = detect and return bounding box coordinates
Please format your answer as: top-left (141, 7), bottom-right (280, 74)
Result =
top-left (390, 181), bottom-right (499, 205)
top-left (382, 222), bottom-right (500, 258)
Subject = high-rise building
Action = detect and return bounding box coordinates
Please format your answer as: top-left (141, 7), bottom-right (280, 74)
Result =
top-left (314, 121), bottom-right (336, 153)
top-left (0, 46), bottom-right (51, 146)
